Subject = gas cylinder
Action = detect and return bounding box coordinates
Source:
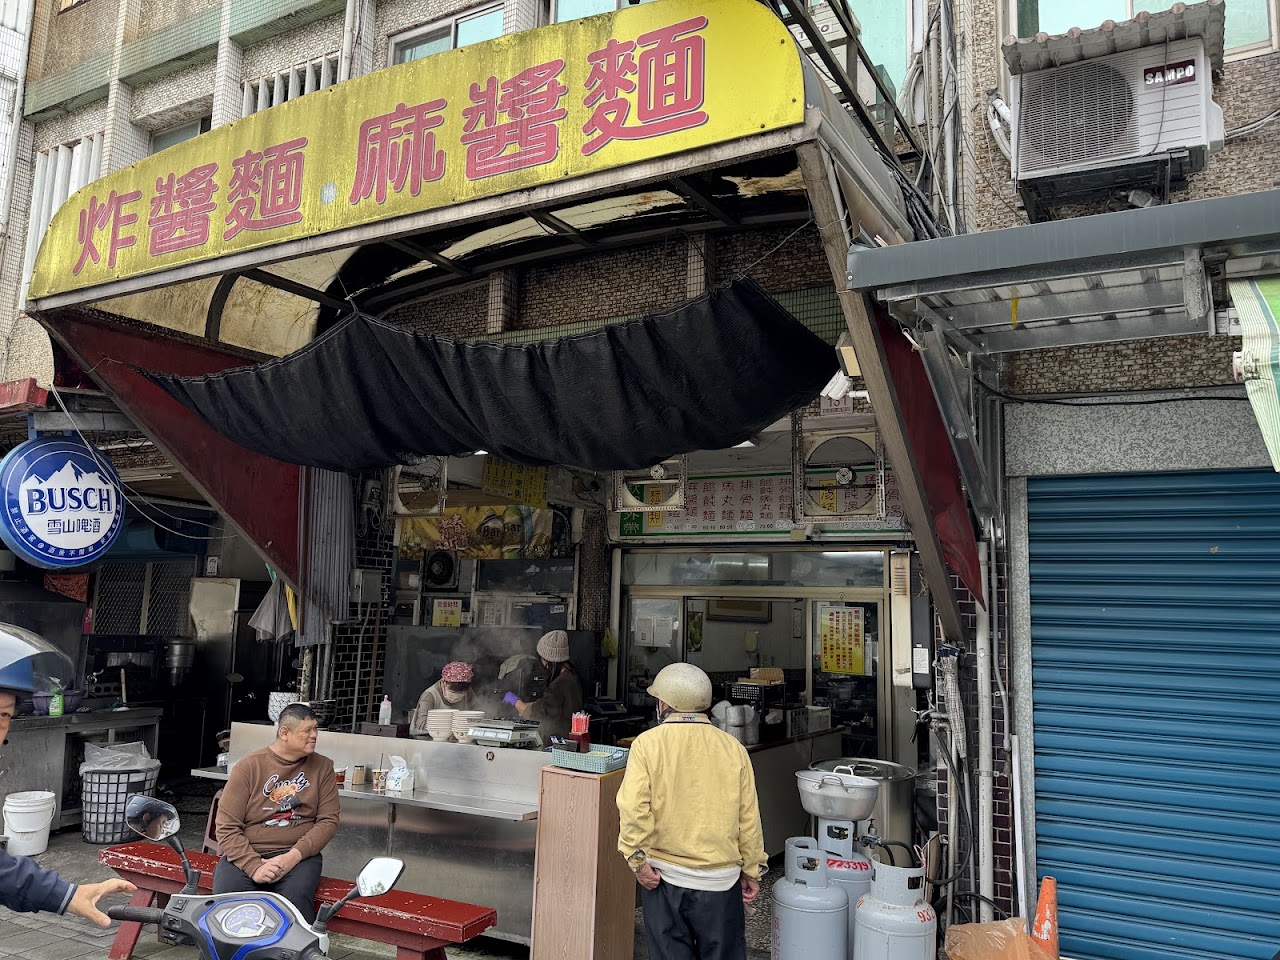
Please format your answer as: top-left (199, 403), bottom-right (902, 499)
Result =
top-left (771, 837), bottom-right (849, 960)
top-left (825, 850), bottom-right (873, 956)
top-left (852, 862), bottom-right (936, 960)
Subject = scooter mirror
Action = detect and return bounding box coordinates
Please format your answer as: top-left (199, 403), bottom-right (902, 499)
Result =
top-left (356, 857), bottom-right (404, 898)
top-left (125, 795), bottom-right (181, 841)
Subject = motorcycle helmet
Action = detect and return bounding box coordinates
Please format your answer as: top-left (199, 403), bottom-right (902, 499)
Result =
top-left (0, 623), bottom-right (73, 694)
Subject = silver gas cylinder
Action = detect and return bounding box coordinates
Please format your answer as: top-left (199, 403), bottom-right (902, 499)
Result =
top-left (852, 862), bottom-right (936, 960)
top-left (772, 837), bottom-right (849, 960)
top-left (824, 850), bottom-right (873, 957)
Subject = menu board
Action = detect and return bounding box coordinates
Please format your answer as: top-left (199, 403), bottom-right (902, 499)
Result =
top-left (616, 471), bottom-right (906, 540)
top-left (819, 604), bottom-right (866, 676)
top-left (481, 457), bottom-right (549, 507)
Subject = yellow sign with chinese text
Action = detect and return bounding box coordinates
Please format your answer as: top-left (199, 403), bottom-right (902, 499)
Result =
top-left (819, 603), bottom-right (866, 676)
top-left (30, 0), bottom-right (803, 302)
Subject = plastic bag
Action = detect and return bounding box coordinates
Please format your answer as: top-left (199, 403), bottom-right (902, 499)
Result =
top-left (81, 740), bottom-right (157, 773)
top-left (945, 918), bottom-right (1056, 960)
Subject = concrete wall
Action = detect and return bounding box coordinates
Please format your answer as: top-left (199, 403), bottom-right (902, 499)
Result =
top-left (34, 0), bottom-right (114, 79)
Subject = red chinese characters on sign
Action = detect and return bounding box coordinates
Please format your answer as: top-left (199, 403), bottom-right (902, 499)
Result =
top-left (350, 100), bottom-right (448, 205)
top-left (582, 16), bottom-right (709, 157)
top-left (148, 163), bottom-right (218, 255)
top-left (74, 190), bottom-right (142, 275)
top-left (224, 138), bottom-right (308, 240)
top-left (462, 60), bottom-right (569, 180)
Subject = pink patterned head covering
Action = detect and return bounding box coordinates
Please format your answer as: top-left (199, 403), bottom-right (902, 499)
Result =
top-left (441, 661), bottom-right (474, 683)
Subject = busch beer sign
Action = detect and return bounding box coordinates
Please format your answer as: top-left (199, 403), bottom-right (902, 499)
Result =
top-left (0, 437), bottom-right (124, 568)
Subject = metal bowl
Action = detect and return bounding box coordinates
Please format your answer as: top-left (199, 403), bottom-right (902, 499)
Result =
top-left (795, 768), bottom-right (878, 821)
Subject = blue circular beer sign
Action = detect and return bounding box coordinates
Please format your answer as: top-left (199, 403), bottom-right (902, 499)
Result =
top-left (0, 436), bottom-right (125, 569)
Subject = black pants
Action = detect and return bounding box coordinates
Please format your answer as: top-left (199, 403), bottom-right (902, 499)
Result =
top-left (212, 854), bottom-right (323, 923)
top-left (640, 881), bottom-right (747, 960)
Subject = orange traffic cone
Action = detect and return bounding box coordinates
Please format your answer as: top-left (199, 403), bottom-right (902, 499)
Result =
top-left (1031, 876), bottom-right (1060, 960)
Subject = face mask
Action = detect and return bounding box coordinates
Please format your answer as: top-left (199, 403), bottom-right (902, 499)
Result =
top-left (443, 686), bottom-right (468, 704)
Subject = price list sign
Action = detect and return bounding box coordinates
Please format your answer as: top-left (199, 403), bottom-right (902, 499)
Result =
top-left (819, 604), bottom-right (866, 676)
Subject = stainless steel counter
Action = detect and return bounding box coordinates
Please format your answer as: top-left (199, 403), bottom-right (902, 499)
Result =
top-left (1, 707), bottom-right (163, 828)
top-left (191, 767), bottom-right (538, 821)
top-left (211, 723), bottom-right (841, 941)
top-left (214, 723), bottom-right (546, 943)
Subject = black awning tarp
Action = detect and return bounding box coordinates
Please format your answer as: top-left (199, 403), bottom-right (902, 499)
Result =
top-left (143, 278), bottom-right (837, 472)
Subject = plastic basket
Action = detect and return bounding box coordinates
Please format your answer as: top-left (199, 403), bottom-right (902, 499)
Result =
top-left (80, 765), bottom-right (160, 844)
top-left (551, 743), bottom-right (629, 774)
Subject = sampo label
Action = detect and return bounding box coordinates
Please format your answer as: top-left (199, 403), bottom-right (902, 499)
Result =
top-left (1143, 59), bottom-right (1196, 87)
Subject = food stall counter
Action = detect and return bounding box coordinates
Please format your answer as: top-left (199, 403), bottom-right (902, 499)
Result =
top-left (191, 766), bottom-right (539, 821)
top-left (204, 723), bottom-right (547, 943)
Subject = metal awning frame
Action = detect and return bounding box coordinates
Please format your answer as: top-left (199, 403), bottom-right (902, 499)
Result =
top-left (847, 188), bottom-right (1280, 536)
top-left (848, 189), bottom-right (1280, 355)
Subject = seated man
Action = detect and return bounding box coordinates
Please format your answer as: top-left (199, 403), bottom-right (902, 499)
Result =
top-left (213, 703), bottom-right (339, 921)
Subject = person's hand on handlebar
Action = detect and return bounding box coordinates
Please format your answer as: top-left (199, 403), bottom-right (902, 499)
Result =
top-left (68, 879), bottom-right (137, 927)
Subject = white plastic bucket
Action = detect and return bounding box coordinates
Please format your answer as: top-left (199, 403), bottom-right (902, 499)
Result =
top-left (3, 790), bottom-right (56, 855)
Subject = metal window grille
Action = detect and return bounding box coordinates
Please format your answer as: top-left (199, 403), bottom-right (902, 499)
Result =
top-left (92, 559), bottom-right (196, 636)
top-left (91, 562), bottom-right (146, 635)
top-left (145, 559), bottom-right (197, 636)
top-left (242, 54), bottom-right (339, 119)
top-left (21, 132), bottom-right (103, 303)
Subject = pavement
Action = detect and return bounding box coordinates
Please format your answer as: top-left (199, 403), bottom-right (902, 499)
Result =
top-left (8, 787), bottom-right (774, 960)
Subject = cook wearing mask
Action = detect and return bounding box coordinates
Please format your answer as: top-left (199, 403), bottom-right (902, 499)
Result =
top-left (509, 630), bottom-right (583, 742)
top-left (411, 661), bottom-right (478, 735)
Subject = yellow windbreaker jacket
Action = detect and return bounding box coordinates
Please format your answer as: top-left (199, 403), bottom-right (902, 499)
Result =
top-left (616, 713), bottom-right (767, 880)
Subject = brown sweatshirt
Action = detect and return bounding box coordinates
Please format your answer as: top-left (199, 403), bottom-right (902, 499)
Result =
top-left (215, 746), bottom-right (340, 875)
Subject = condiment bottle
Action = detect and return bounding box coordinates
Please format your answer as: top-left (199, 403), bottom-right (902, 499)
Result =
top-left (569, 711), bottom-right (591, 752)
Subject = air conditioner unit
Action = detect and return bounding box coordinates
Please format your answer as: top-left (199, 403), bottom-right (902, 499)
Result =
top-left (1012, 38), bottom-right (1223, 191)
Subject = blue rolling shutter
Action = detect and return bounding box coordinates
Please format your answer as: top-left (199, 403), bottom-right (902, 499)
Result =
top-left (1027, 469), bottom-right (1280, 960)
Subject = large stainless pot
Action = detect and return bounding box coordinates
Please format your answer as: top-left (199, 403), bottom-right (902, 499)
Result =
top-left (811, 758), bottom-right (917, 843)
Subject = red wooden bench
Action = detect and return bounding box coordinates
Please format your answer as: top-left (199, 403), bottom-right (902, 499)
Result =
top-left (99, 841), bottom-right (496, 960)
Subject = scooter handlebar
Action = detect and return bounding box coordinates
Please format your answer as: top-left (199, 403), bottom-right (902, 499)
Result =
top-left (107, 906), bottom-right (166, 925)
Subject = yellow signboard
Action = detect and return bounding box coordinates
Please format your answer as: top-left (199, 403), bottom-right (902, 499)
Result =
top-left (30, 0), bottom-right (803, 302)
top-left (819, 603), bottom-right (866, 676)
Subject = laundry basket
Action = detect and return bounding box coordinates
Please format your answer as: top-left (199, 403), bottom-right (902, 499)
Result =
top-left (80, 760), bottom-right (161, 844)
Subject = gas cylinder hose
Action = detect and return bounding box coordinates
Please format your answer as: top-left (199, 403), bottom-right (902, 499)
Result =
top-left (867, 838), bottom-right (918, 867)
top-left (929, 723), bottom-right (974, 887)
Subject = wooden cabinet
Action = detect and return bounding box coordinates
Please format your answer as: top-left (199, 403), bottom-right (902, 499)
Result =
top-left (531, 765), bottom-right (635, 960)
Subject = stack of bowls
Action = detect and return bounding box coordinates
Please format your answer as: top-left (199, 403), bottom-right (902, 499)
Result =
top-left (452, 711), bottom-right (485, 744)
top-left (426, 709), bottom-right (456, 741)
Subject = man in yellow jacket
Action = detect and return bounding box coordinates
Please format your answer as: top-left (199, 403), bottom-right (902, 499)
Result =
top-left (617, 662), bottom-right (767, 960)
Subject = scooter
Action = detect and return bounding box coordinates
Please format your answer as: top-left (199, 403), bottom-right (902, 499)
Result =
top-left (106, 794), bottom-right (404, 960)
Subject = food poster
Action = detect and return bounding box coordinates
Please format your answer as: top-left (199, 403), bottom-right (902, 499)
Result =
top-left (397, 506), bottom-right (572, 560)
top-left (818, 603), bottom-right (867, 676)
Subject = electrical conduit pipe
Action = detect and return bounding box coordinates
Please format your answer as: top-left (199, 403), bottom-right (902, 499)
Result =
top-left (977, 541), bottom-right (995, 921)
